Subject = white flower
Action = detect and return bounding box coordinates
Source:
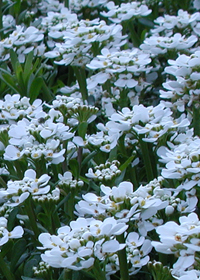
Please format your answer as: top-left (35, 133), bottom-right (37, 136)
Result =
top-left (4, 145), bottom-right (25, 161)
top-left (177, 270), bottom-right (200, 280)
top-left (0, 217), bottom-right (24, 248)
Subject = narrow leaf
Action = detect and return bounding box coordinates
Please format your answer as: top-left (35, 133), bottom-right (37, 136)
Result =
top-left (10, 239), bottom-right (27, 272)
top-left (119, 154), bottom-right (135, 172)
top-left (24, 51), bottom-right (34, 81)
top-left (29, 77), bottom-right (43, 102)
top-left (0, 72), bottom-right (19, 93)
top-left (10, 49), bottom-right (19, 73)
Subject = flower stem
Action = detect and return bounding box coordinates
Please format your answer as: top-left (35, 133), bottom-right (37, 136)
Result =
top-left (63, 269), bottom-right (72, 280)
top-left (193, 103), bottom-right (200, 137)
top-left (24, 197), bottom-right (40, 239)
top-left (117, 234), bottom-right (129, 280)
top-left (92, 259), bottom-right (107, 280)
top-left (64, 0), bottom-right (69, 8)
top-left (0, 0), bottom-right (3, 40)
top-left (0, 253), bottom-right (15, 280)
top-left (139, 136), bottom-right (155, 182)
top-left (127, 20), bottom-right (141, 47)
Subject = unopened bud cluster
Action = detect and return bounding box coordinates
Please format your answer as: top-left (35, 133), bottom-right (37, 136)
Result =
top-left (32, 187), bottom-right (60, 203)
top-left (68, 104), bottom-right (99, 123)
top-left (33, 261), bottom-right (50, 278)
top-left (86, 160), bottom-right (121, 181)
top-left (148, 261), bottom-right (173, 280)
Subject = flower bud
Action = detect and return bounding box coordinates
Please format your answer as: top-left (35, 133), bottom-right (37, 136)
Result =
top-left (165, 205), bottom-right (174, 215)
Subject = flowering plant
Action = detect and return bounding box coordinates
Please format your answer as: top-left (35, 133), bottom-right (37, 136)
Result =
top-left (0, 0), bottom-right (199, 280)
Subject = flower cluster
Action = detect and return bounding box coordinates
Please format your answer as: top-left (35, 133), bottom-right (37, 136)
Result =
top-left (44, 16), bottom-right (127, 66)
top-left (0, 169), bottom-right (52, 206)
top-left (106, 232), bottom-right (152, 277)
top-left (160, 50), bottom-right (200, 111)
top-left (75, 178), bottom-right (196, 235)
top-left (86, 47), bottom-right (151, 90)
top-left (105, 102), bottom-right (190, 144)
top-left (2, 110), bottom-right (74, 164)
top-left (151, 9), bottom-right (200, 37)
top-left (38, 217), bottom-right (127, 271)
top-left (152, 213), bottom-right (200, 277)
top-left (158, 133), bottom-right (200, 190)
top-left (69, 0), bottom-right (108, 12)
top-left (140, 33), bottom-right (197, 56)
top-left (0, 25), bottom-right (45, 63)
top-left (101, 1), bottom-right (151, 23)
top-left (0, 94), bottom-right (42, 124)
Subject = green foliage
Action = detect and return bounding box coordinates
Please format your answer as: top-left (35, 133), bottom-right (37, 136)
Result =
top-left (0, 50), bottom-right (55, 102)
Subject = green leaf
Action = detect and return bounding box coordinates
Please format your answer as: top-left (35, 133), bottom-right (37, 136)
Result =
top-left (0, 70), bottom-right (19, 92)
top-left (15, 63), bottom-right (26, 92)
top-left (16, 252), bottom-right (30, 271)
top-left (69, 159), bottom-right (80, 179)
top-left (9, 49), bottom-right (20, 73)
top-left (89, 180), bottom-right (99, 192)
top-left (29, 77), bottom-right (43, 103)
top-left (79, 175), bottom-right (89, 184)
top-left (54, 193), bottom-right (71, 213)
top-left (78, 122), bottom-right (88, 139)
top-left (7, 207), bottom-right (19, 231)
top-left (0, 253), bottom-right (15, 280)
top-left (108, 146), bottom-right (118, 162)
top-left (119, 154), bottom-right (135, 172)
top-left (37, 213), bottom-right (48, 226)
top-left (1, 240), bottom-right (14, 258)
top-left (13, 0), bottom-right (21, 15)
top-left (41, 79), bottom-right (54, 102)
top-left (10, 239), bottom-right (27, 272)
top-left (17, 9), bottom-right (29, 25)
top-left (23, 258), bottom-right (38, 277)
top-left (24, 51), bottom-right (34, 81)
top-left (138, 18), bottom-right (154, 28)
top-left (21, 277), bottom-right (41, 280)
top-left (81, 150), bottom-right (97, 167)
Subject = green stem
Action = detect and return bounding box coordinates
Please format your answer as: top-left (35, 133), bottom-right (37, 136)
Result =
top-left (63, 269), bottom-right (72, 280)
top-left (0, 253), bottom-right (15, 280)
top-left (67, 189), bottom-right (76, 221)
top-left (117, 234), bottom-right (129, 280)
top-left (127, 20), bottom-right (141, 48)
top-left (130, 166), bottom-right (138, 190)
top-left (119, 88), bottom-right (129, 108)
top-left (139, 136), bottom-right (155, 182)
top-left (193, 103), bottom-right (200, 137)
top-left (0, 0), bottom-right (3, 40)
top-left (92, 259), bottom-right (107, 280)
top-left (51, 209), bottom-right (61, 232)
top-left (73, 66), bottom-right (88, 102)
top-left (77, 147), bottom-right (83, 172)
top-left (102, 79), bottom-right (112, 95)
top-left (64, 0), bottom-right (69, 8)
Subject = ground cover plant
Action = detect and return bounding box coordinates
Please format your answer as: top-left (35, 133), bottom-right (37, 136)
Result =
top-left (0, 0), bottom-right (199, 279)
